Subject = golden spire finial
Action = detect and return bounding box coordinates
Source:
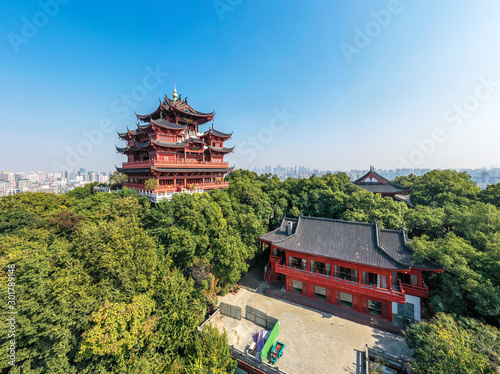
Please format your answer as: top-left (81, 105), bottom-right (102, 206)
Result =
top-left (173, 85), bottom-right (178, 102)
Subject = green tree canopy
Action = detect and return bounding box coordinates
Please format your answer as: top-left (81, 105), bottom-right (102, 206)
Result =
top-left (410, 170), bottom-right (480, 207)
top-left (405, 313), bottom-right (499, 374)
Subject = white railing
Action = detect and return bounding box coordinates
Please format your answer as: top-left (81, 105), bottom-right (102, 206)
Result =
top-left (122, 187), bottom-right (205, 203)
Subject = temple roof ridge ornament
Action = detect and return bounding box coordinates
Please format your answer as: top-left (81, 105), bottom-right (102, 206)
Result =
top-left (173, 85), bottom-right (178, 102)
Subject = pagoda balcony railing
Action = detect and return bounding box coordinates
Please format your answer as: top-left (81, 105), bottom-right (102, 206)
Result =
top-left (123, 181), bottom-right (229, 193)
top-left (400, 280), bottom-right (429, 298)
top-left (122, 160), bottom-right (151, 168)
top-left (117, 187), bottom-right (205, 203)
top-left (275, 263), bottom-right (406, 303)
top-left (122, 160), bottom-right (229, 168)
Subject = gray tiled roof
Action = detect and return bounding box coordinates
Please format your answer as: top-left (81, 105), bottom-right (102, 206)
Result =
top-left (135, 140), bottom-right (150, 148)
top-left (260, 217), bottom-right (298, 242)
top-left (260, 216), bottom-right (442, 271)
top-left (357, 184), bottom-right (410, 194)
top-left (115, 167), bottom-right (151, 174)
top-left (208, 145), bottom-right (235, 153)
top-left (200, 129), bottom-right (233, 138)
top-left (152, 118), bottom-right (187, 130)
top-left (151, 139), bottom-right (189, 148)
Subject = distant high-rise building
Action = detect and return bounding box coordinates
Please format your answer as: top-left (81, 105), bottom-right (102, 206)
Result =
top-left (481, 171), bottom-right (490, 184)
top-left (0, 172), bottom-right (10, 182)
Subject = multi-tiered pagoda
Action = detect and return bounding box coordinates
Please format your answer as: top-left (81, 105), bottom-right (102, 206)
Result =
top-left (116, 88), bottom-right (234, 199)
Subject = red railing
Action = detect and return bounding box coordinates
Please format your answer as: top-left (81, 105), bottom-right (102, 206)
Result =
top-left (122, 159), bottom-right (229, 168)
top-left (275, 263), bottom-right (406, 303)
top-left (122, 160), bottom-right (150, 167)
top-left (401, 280), bottom-right (429, 298)
top-left (154, 159), bottom-right (229, 166)
top-left (270, 255), bottom-right (282, 263)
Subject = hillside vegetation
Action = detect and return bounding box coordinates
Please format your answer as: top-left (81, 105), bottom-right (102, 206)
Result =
top-left (1, 170), bottom-right (499, 373)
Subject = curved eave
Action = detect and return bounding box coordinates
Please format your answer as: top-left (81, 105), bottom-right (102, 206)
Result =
top-left (135, 141), bottom-right (151, 149)
top-left (116, 166), bottom-right (151, 174)
top-left (151, 139), bottom-right (189, 149)
top-left (117, 131), bottom-right (129, 140)
top-left (115, 145), bottom-right (128, 153)
top-left (151, 118), bottom-right (187, 131)
top-left (136, 103), bottom-right (162, 121)
top-left (200, 129), bottom-right (233, 139)
top-left (138, 123), bottom-right (151, 130)
top-left (208, 145), bottom-right (235, 154)
top-left (164, 97), bottom-right (215, 117)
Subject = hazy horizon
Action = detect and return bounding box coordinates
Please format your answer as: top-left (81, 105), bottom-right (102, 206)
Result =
top-left (2, 1), bottom-right (500, 172)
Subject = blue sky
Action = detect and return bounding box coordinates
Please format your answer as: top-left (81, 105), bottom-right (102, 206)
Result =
top-left (2, 0), bottom-right (500, 172)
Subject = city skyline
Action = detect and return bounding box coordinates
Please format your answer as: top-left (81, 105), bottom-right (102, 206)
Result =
top-left (2, 164), bottom-right (499, 197)
top-left (2, 1), bottom-right (500, 172)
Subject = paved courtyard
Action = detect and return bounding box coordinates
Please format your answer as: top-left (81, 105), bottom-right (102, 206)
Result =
top-left (212, 288), bottom-right (412, 374)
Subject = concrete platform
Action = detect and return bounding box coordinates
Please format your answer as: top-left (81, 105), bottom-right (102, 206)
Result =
top-left (212, 287), bottom-right (412, 374)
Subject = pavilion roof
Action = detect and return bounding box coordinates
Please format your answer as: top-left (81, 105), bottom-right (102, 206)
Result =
top-left (260, 216), bottom-right (443, 271)
top-left (188, 137), bottom-right (204, 144)
top-left (163, 95), bottom-right (214, 117)
top-left (353, 167), bottom-right (411, 195)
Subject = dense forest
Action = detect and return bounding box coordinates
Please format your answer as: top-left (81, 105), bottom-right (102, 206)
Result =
top-left (1, 169), bottom-right (499, 373)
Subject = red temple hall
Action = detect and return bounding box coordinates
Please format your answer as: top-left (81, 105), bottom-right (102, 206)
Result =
top-left (260, 216), bottom-right (443, 323)
top-left (116, 88), bottom-right (234, 201)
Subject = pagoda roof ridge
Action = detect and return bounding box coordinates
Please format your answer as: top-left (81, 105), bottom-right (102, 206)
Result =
top-left (163, 95), bottom-right (215, 117)
top-left (354, 167), bottom-right (403, 187)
